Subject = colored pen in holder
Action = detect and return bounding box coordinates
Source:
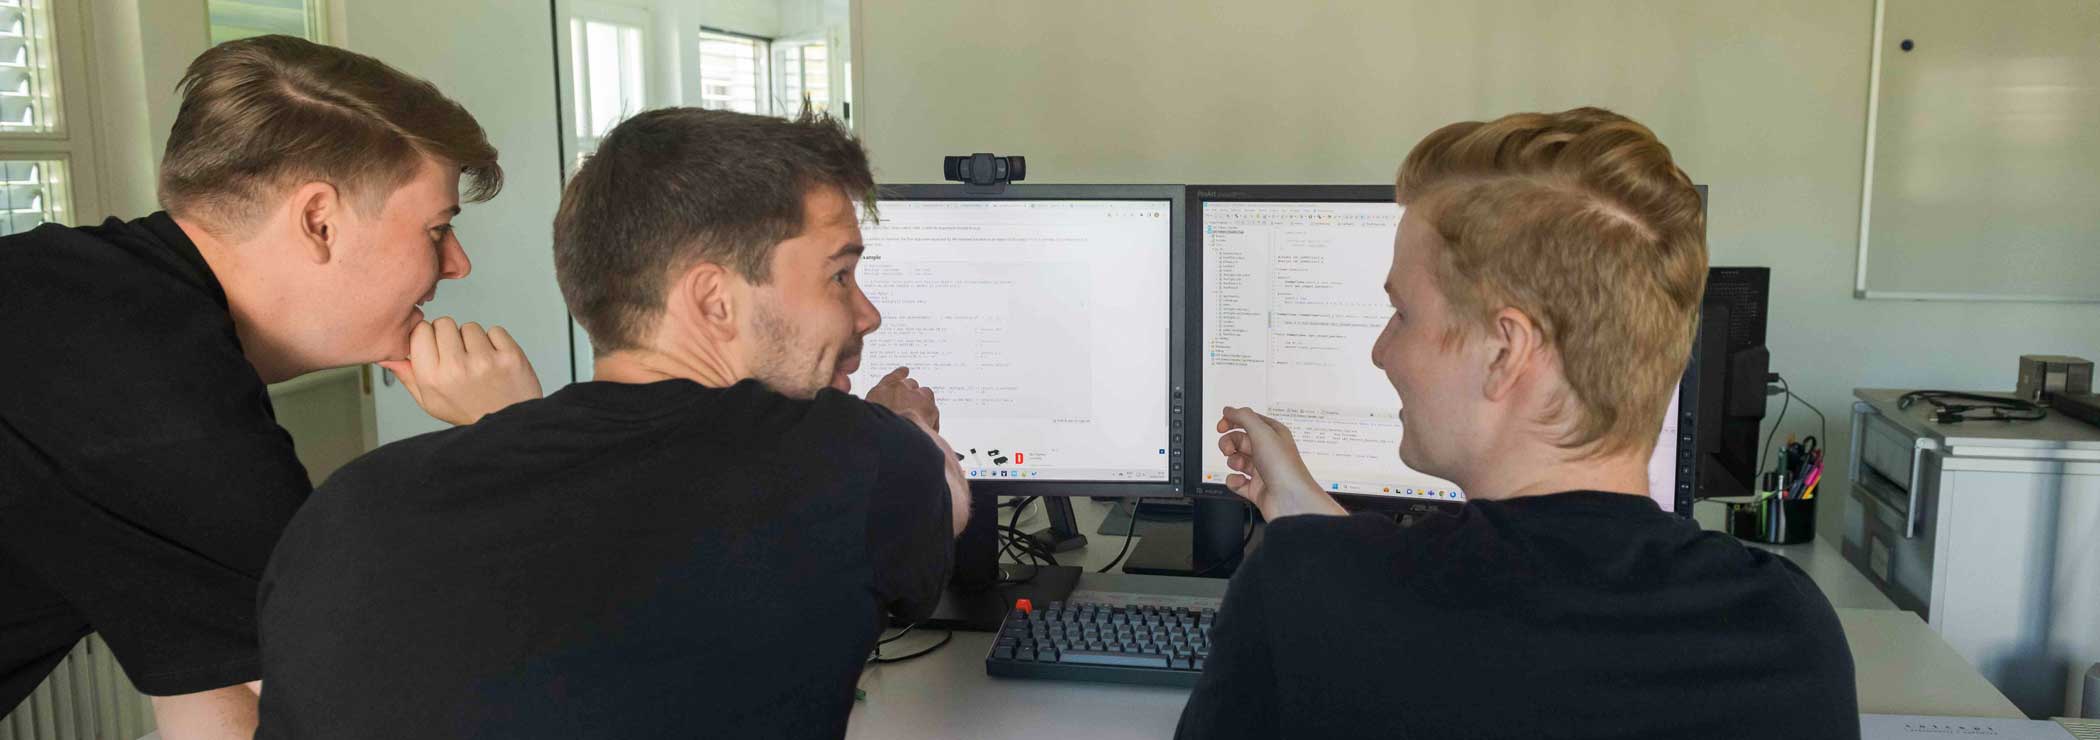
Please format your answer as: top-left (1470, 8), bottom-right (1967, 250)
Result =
top-left (1727, 436), bottom-right (1821, 545)
top-left (1727, 489), bottom-right (1815, 545)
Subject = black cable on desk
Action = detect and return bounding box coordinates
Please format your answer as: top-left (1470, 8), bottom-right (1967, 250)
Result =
top-left (996, 525), bottom-right (1060, 565)
top-left (877, 623), bottom-right (918, 646)
top-left (1898, 389), bottom-right (2047, 423)
top-left (1781, 382), bottom-right (1827, 449)
top-left (866, 627), bottom-right (953, 665)
top-left (995, 496), bottom-right (1059, 585)
top-left (1759, 375), bottom-right (1793, 478)
top-left (997, 496), bottom-right (1033, 564)
top-left (1095, 497), bottom-right (1143, 573)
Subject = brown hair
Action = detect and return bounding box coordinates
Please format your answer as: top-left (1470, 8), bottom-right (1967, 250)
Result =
top-left (553, 107), bottom-right (874, 354)
top-left (159, 35), bottom-right (501, 235)
top-left (1397, 107), bottom-right (1707, 456)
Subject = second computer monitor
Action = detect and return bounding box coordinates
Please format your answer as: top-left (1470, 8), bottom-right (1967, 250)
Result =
top-left (1189, 185), bottom-right (1695, 514)
top-left (844, 185), bottom-right (1187, 497)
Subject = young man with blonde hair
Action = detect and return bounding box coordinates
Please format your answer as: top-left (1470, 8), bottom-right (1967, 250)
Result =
top-left (0, 35), bottom-right (539, 738)
top-left (1179, 108), bottom-right (1857, 738)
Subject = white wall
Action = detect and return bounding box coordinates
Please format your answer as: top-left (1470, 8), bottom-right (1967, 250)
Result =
top-left (854, 0), bottom-right (2100, 540)
top-left (135, 1), bottom-right (208, 197)
top-left (80, 0), bottom-right (205, 217)
top-left (339, 0), bottom-right (570, 443)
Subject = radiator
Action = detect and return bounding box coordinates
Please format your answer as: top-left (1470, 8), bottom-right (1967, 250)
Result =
top-left (0, 635), bottom-right (155, 740)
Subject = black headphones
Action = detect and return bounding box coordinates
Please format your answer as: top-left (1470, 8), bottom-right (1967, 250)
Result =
top-left (1897, 390), bottom-right (2047, 424)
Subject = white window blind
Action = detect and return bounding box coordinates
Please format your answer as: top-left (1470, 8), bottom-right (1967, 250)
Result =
top-left (776, 40), bottom-right (828, 115)
top-left (0, 0), bottom-right (67, 235)
top-left (698, 30), bottom-right (767, 115)
top-left (570, 16), bottom-right (646, 165)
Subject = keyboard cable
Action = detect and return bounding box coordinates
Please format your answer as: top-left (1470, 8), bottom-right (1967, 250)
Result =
top-left (868, 622), bottom-right (954, 665)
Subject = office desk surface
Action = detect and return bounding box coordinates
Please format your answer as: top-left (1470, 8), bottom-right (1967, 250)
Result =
top-left (848, 573), bottom-right (1198, 740)
top-left (1842, 609), bottom-right (2024, 718)
top-left (1691, 501), bottom-right (1899, 612)
top-left (845, 502), bottom-right (2016, 738)
top-left (848, 593), bottom-right (2020, 740)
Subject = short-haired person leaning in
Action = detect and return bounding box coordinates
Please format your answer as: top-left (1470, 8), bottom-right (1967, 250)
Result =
top-left (0, 36), bottom-right (538, 739)
top-left (255, 108), bottom-right (970, 739)
top-left (1177, 109), bottom-right (1857, 739)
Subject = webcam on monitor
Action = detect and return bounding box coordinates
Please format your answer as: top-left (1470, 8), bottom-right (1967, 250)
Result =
top-left (943, 153), bottom-right (1027, 188)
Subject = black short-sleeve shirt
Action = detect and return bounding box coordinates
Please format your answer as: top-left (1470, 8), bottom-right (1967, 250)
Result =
top-left (0, 213), bottom-right (310, 712)
top-left (256, 378), bottom-right (954, 740)
top-left (1177, 491), bottom-right (1859, 740)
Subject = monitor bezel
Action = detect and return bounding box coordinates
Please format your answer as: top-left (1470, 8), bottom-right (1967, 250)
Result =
top-left (1182, 184), bottom-right (1701, 518)
top-left (868, 183), bottom-right (1188, 498)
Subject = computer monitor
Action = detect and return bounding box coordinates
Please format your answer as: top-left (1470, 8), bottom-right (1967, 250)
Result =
top-left (1186, 185), bottom-right (1701, 516)
top-left (845, 184), bottom-right (1187, 497)
top-left (848, 184), bottom-right (1185, 626)
top-left (1692, 266), bottom-right (1771, 499)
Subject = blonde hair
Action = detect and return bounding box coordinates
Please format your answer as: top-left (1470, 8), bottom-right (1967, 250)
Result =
top-left (159, 35), bottom-right (501, 236)
top-left (1397, 107), bottom-right (1707, 456)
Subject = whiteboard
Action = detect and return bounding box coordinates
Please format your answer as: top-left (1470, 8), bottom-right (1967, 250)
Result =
top-left (1856, 0), bottom-right (2100, 302)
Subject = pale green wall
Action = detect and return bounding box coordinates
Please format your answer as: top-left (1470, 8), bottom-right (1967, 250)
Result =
top-left (81, 0), bottom-right (209, 217)
top-left (855, 0), bottom-right (2100, 540)
top-left (341, 0), bottom-right (572, 444)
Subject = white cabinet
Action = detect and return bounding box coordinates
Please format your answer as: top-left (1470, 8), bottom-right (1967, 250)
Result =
top-left (1843, 388), bottom-right (2100, 718)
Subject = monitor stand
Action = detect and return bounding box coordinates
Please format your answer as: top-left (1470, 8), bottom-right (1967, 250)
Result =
top-left (911, 491), bottom-right (1082, 632)
top-left (1025, 497), bottom-right (1089, 553)
top-left (915, 563), bottom-right (1082, 632)
top-left (1120, 497), bottom-right (1256, 579)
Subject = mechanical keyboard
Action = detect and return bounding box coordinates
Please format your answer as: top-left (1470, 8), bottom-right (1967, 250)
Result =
top-left (984, 599), bottom-right (1215, 688)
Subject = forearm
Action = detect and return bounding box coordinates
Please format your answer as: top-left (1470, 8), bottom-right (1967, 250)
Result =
top-left (149, 682), bottom-right (259, 740)
top-left (945, 455), bottom-right (971, 536)
top-left (1257, 483), bottom-right (1348, 521)
top-left (905, 412), bottom-right (971, 536)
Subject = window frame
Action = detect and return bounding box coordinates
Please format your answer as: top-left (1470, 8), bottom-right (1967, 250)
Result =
top-left (205, 0), bottom-right (331, 47)
top-left (567, 4), bottom-right (650, 159)
top-left (772, 35), bottom-right (829, 115)
top-left (0, 0), bottom-right (102, 230)
top-left (697, 25), bottom-right (770, 116)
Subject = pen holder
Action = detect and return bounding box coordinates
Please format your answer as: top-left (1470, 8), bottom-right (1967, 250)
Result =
top-left (1725, 493), bottom-right (1815, 545)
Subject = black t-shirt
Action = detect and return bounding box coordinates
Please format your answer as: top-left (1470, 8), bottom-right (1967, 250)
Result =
top-left (1177, 491), bottom-right (1859, 740)
top-left (0, 213), bottom-right (310, 712)
top-left (256, 378), bottom-right (954, 740)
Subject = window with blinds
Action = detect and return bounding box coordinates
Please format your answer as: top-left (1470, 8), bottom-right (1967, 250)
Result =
top-left (698, 30), bottom-right (840, 121)
top-left (570, 17), bottom-right (645, 164)
top-left (0, 158), bottom-right (63, 234)
top-left (776, 40), bottom-right (828, 115)
top-left (0, 0), bottom-right (65, 235)
top-left (698, 30), bottom-right (767, 115)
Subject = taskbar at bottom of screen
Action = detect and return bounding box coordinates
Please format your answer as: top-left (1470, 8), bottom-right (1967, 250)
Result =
top-left (965, 467), bottom-right (1169, 482)
top-left (1197, 472), bottom-right (1467, 503)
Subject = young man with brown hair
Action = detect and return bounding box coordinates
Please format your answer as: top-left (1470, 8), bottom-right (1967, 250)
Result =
top-left (255, 108), bottom-right (969, 739)
top-left (0, 35), bottom-right (540, 738)
top-left (1179, 108), bottom-right (1857, 738)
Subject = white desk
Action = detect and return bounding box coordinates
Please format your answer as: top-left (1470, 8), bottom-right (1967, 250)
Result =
top-left (848, 579), bottom-right (2021, 739)
top-left (845, 500), bottom-right (2022, 738)
top-left (1691, 500), bottom-right (1899, 612)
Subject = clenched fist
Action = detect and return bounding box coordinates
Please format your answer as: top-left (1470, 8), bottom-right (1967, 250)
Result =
top-left (377, 317), bottom-right (541, 426)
